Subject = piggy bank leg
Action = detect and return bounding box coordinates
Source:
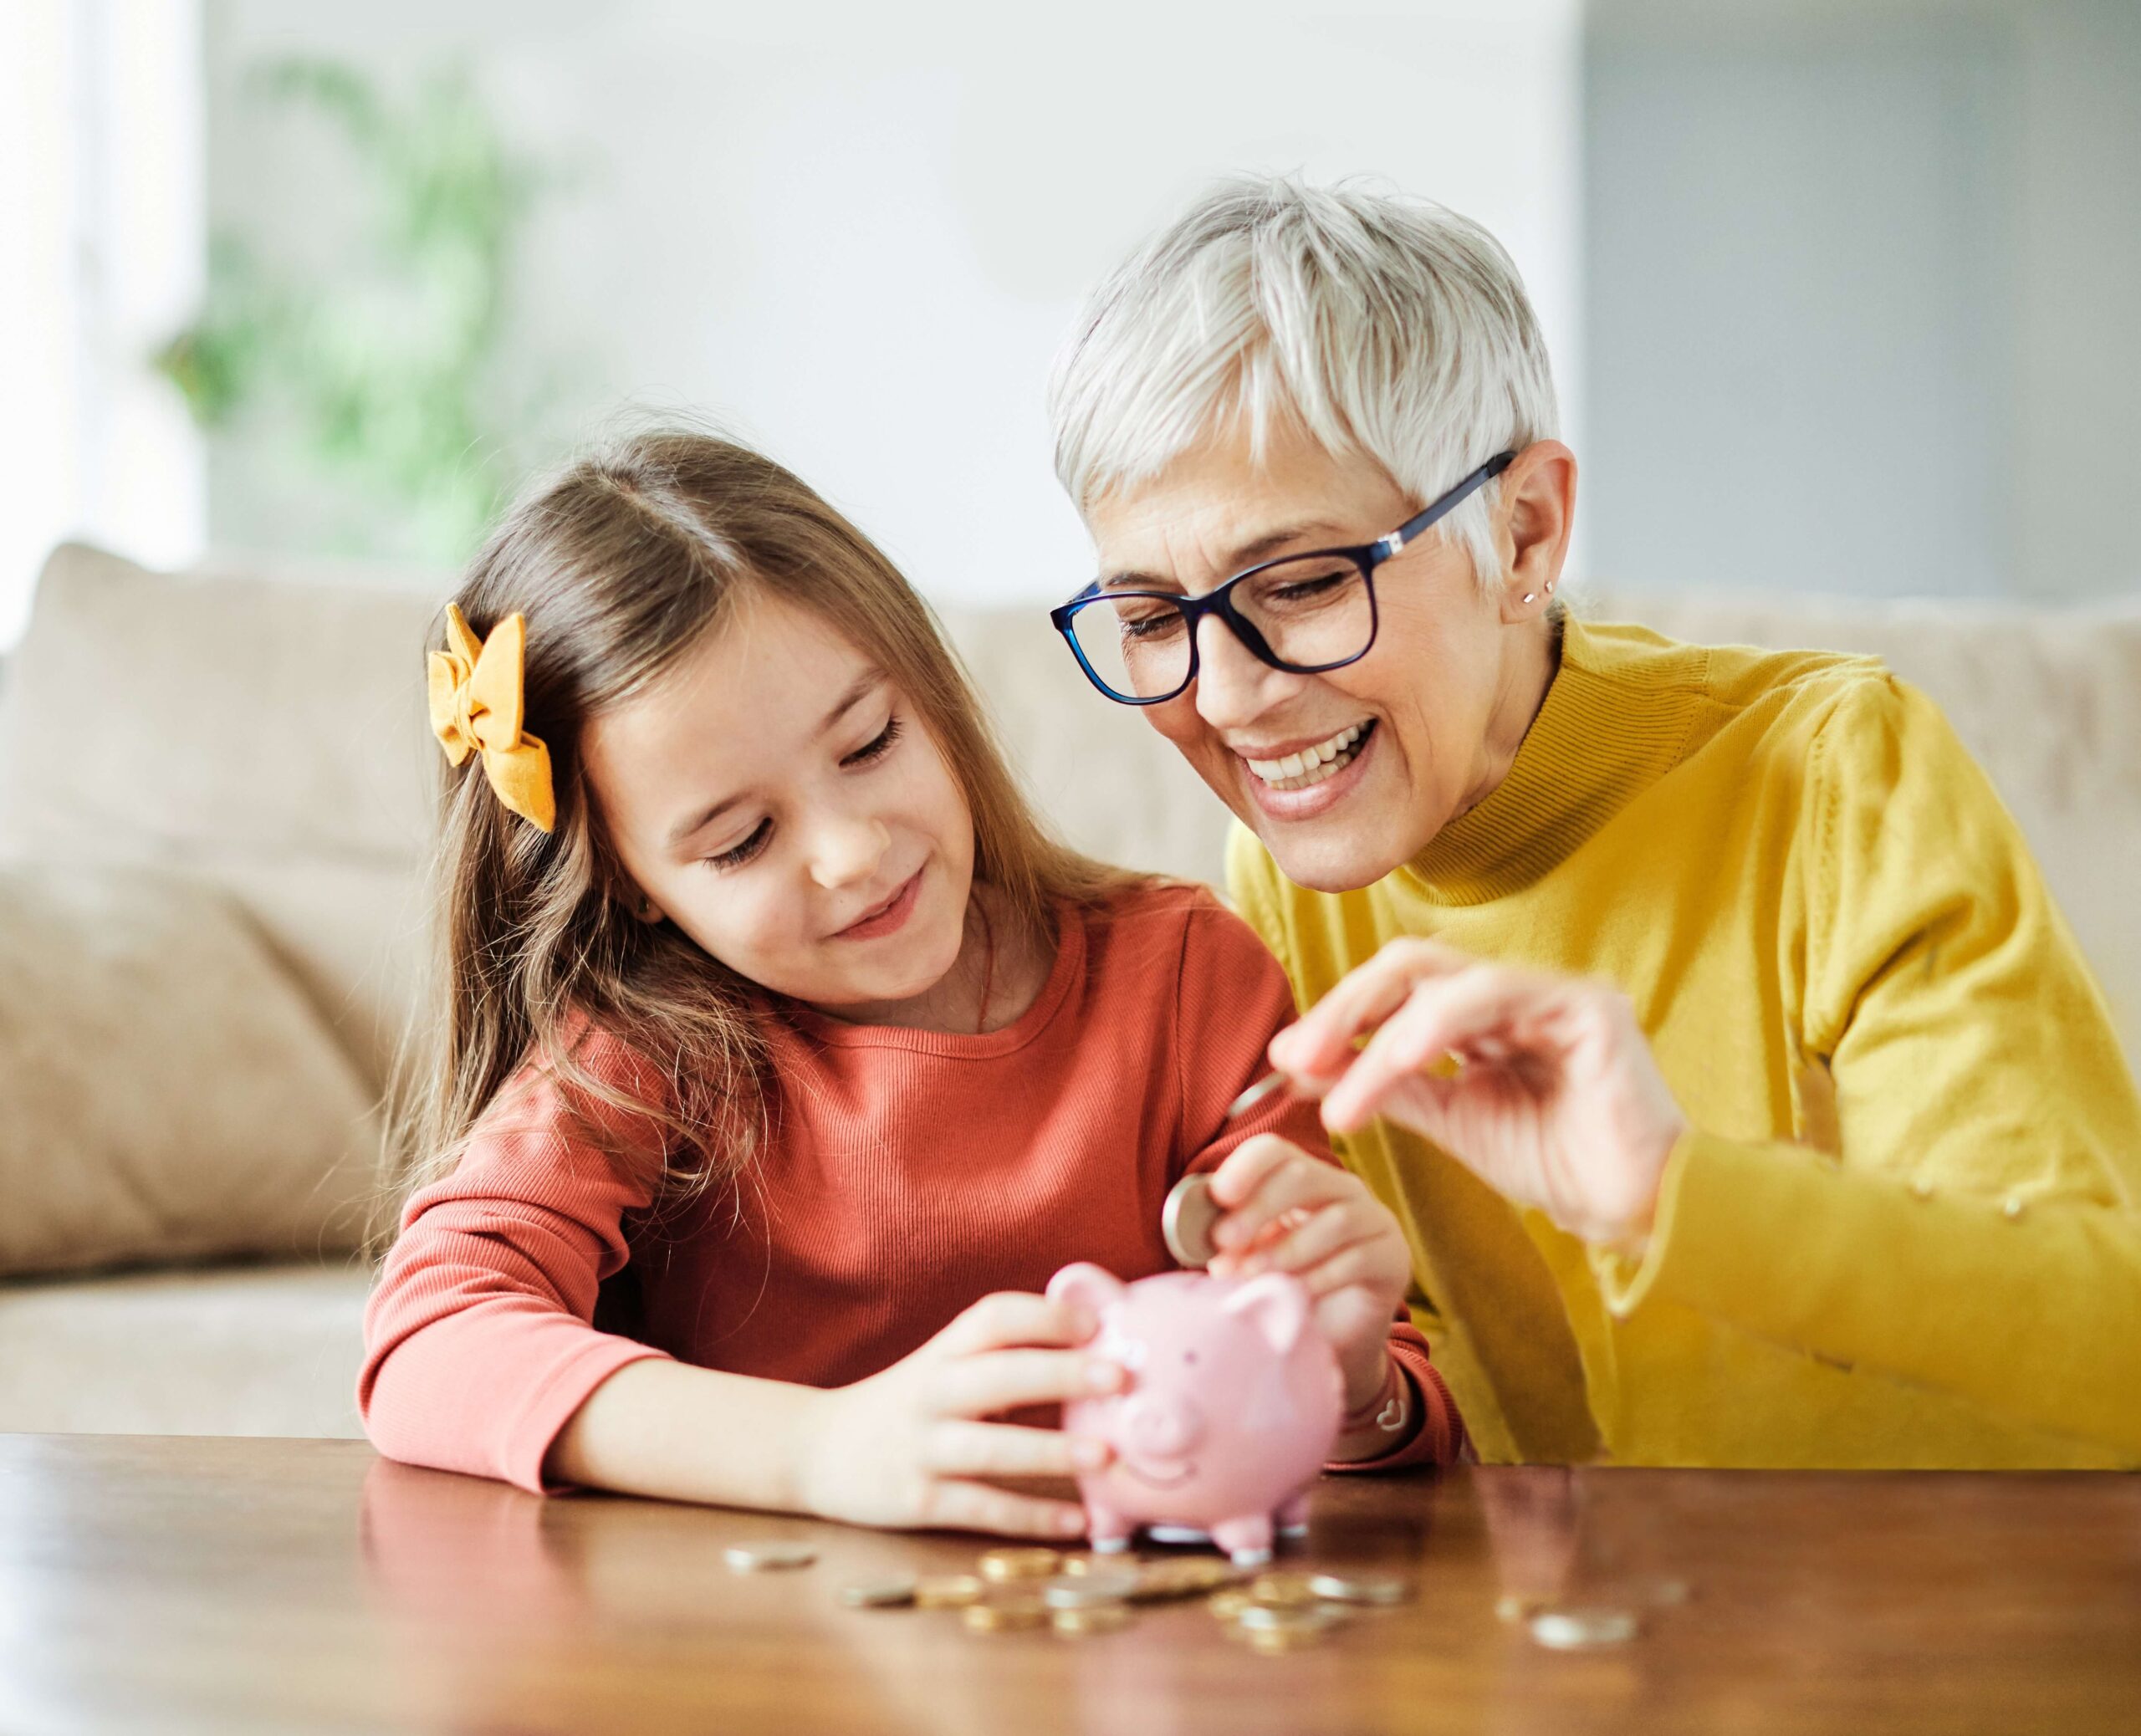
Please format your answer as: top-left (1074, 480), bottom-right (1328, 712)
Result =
top-left (1086, 1504), bottom-right (1136, 1554)
top-left (1211, 1514), bottom-right (1275, 1568)
top-left (1277, 1489), bottom-right (1312, 1540)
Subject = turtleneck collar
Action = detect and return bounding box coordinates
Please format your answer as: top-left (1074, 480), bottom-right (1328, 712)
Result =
top-left (1399, 615), bottom-right (1707, 907)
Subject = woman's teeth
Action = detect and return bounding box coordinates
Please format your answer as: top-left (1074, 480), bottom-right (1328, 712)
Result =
top-left (1244, 721), bottom-right (1373, 791)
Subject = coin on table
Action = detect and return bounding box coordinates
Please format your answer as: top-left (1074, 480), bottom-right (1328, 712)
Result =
top-left (979, 1547), bottom-right (1063, 1584)
top-left (1051, 1604), bottom-right (1134, 1637)
top-left (1208, 1588), bottom-right (1255, 1621)
top-left (724, 1541), bottom-right (818, 1572)
top-left (1042, 1570), bottom-right (1141, 1610)
top-left (1529, 1606), bottom-right (1639, 1650)
top-left (1133, 1557), bottom-right (1239, 1601)
top-left (1162, 1172), bottom-right (1225, 1268)
top-left (1244, 1570), bottom-right (1324, 1608)
top-left (963, 1594), bottom-right (1050, 1633)
top-left (1306, 1570), bottom-right (1413, 1607)
top-left (914, 1574), bottom-right (987, 1608)
top-left (838, 1575), bottom-right (918, 1608)
top-left (1235, 1601), bottom-right (1346, 1637)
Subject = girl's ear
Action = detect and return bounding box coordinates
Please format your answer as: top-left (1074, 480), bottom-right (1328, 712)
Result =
top-left (622, 887), bottom-right (663, 925)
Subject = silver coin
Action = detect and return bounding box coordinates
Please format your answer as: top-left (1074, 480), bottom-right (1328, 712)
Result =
top-left (1162, 1173), bottom-right (1224, 1268)
top-left (1224, 1070), bottom-right (1290, 1121)
top-left (1528, 1606), bottom-right (1638, 1649)
top-left (724, 1540), bottom-right (818, 1572)
top-left (1235, 1601), bottom-right (1345, 1634)
top-left (1306, 1570), bottom-right (1412, 1606)
top-left (839, 1575), bottom-right (917, 1607)
top-left (1042, 1570), bottom-right (1142, 1610)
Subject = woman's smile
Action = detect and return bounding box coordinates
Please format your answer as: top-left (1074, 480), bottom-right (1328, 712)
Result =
top-left (833, 865), bottom-right (925, 941)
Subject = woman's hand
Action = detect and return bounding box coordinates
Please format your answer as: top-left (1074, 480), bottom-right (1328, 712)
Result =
top-left (1204, 1134), bottom-right (1413, 1414)
top-left (1268, 938), bottom-right (1689, 1253)
top-left (797, 1291), bottom-right (1121, 1538)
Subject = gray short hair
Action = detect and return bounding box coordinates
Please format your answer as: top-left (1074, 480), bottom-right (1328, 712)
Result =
top-left (1049, 176), bottom-right (1560, 585)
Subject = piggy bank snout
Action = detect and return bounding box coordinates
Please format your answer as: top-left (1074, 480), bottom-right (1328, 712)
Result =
top-left (1119, 1389), bottom-right (1205, 1457)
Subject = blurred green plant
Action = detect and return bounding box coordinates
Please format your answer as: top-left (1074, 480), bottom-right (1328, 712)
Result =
top-left (158, 59), bottom-right (565, 563)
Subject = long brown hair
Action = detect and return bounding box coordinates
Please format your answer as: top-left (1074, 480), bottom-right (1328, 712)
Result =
top-left (388, 427), bottom-right (1137, 1222)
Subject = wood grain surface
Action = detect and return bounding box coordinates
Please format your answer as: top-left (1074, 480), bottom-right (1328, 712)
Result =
top-left (0, 1433), bottom-right (2135, 1735)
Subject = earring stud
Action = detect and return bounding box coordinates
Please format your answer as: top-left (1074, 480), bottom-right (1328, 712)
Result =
top-left (1521, 592), bottom-right (1536, 604)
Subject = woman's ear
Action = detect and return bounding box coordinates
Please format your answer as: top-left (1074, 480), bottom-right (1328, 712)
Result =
top-left (621, 886), bottom-right (664, 925)
top-left (1494, 441), bottom-right (1578, 623)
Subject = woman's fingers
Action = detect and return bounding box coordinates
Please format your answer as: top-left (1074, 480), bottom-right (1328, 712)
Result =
top-left (923, 1479), bottom-right (1090, 1540)
top-left (1320, 966), bottom-right (1563, 1133)
top-left (929, 1347), bottom-right (1122, 1418)
top-left (926, 1420), bottom-right (1108, 1479)
top-left (1270, 937), bottom-right (1479, 1076)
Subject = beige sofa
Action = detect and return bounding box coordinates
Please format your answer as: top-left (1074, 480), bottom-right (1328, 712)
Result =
top-left (1, 542), bottom-right (2133, 1439)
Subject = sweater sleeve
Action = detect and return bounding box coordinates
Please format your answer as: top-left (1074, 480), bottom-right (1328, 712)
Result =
top-left (1593, 676), bottom-right (2141, 1458)
top-left (359, 1034), bottom-right (678, 1493)
top-left (1173, 886), bottom-right (1464, 1470)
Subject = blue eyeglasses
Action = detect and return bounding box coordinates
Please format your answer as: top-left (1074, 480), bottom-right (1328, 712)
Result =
top-left (1050, 452), bottom-right (1515, 706)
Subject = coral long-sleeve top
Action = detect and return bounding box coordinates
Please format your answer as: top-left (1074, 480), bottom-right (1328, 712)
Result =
top-left (360, 883), bottom-right (1461, 1493)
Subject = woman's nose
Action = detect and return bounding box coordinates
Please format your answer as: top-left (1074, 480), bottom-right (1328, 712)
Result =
top-left (807, 814), bottom-right (891, 891)
top-left (1191, 614), bottom-right (1299, 732)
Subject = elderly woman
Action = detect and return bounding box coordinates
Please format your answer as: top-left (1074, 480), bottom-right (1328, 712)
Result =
top-left (1045, 177), bottom-right (2141, 1468)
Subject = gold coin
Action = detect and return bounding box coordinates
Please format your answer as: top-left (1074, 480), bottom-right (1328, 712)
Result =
top-left (1042, 1570), bottom-right (1140, 1610)
top-left (1306, 1570), bottom-right (1412, 1606)
top-left (1132, 1558), bottom-right (1240, 1601)
top-left (837, 1575), bottom-right (917, 1608)
top-left (963, 1595), bottom-right (1050, 1633)
top-left (914, 1574), bottom-right (986, 1608)
top-left (1208, 1588), bottom-right (1254, 1621)
top-left (1245, 1571), bottom-right (1323, 1607)
top-left (723, 1540), bottom-right (818, 1572)
top-left (979, 1547), bottom-right (1063, 1584)
top-left (1051, 1604), bottom-right (1133, 1637)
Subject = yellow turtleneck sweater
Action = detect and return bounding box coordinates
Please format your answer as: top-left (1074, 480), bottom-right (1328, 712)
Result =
top-left (1229, 616), bottom-right (2141, 1469)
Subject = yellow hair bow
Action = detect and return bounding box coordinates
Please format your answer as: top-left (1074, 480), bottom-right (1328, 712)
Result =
top-left (427, 605), bottom-right (556, 833)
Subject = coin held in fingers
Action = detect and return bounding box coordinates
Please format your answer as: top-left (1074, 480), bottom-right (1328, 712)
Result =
top-left (1162, 1173), bottom-right (1224, 1268)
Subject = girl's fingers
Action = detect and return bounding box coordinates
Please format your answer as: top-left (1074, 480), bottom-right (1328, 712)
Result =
top-left (1270, 938), bottom-right (1478, 1075)
top-left (1236, 1202), bottom-right (1382, 1279)
top-left (927, 1420), bottom-right (1107, 1479)
top-left (1295, 1239), bottom-right (1396, 1301)
top-left (1207, 1133), bottom-right (1321, 1211)
top-left (1321, 968), bottom-right (1561, 1133)
top-left (930, 1347), bottom-right (1121, 1418)
top-left (924, 1479), bottom-right (1091, 1541)
top-left (933, 1290), bottom-right (1089, 1357)
top-left (1211, 1152), bottom-right (1355, 1252)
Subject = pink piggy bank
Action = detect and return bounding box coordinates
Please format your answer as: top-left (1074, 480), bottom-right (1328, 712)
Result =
top-left (1046, 1262), bottom-right (1343, 1565)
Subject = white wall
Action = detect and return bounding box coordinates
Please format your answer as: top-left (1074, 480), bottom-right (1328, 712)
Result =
top-left (0, 0), bottom-right (207, 649)
top-left (1584, 0), bottom-right (2141, 601)
top-left (203, 0), bottom-right (1586, 605)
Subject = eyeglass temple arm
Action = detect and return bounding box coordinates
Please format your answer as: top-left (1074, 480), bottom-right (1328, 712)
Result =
top-left (1377, 451), bottom-right (1518, 559)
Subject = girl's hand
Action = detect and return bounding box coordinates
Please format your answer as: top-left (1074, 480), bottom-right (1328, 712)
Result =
top-left (797, 1291), bottom-right (1122, 1538)
top-left (1268, 938), bottom-right (1688, 1253)
top-left (1204, 1134), bottom-right (1412, 1414)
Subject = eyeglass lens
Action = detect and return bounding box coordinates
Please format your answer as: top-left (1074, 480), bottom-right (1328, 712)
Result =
top-left (1067, 554), bottom-right (1373, 701)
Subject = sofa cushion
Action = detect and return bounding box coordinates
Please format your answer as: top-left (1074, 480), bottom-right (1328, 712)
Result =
top-left (0, 865), bottom-right (384, 1278)
top-left (0, 543), bottom-right (442, 1093)
top-left (0, 1261), bottom-right (369, 1436)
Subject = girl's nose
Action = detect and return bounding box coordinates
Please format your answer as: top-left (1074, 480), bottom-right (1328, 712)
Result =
top-left (807, 814), bottom-right (891, 891)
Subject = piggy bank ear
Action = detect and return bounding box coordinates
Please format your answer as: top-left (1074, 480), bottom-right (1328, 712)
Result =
top-left (1222, 1272), bottom-right (1311, 1355)
top-left (1047, 1263), bottom-right (1127, 1323)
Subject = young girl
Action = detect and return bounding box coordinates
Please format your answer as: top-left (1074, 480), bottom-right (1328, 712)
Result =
top-left (362, 430), bottom-right (1463, 1539)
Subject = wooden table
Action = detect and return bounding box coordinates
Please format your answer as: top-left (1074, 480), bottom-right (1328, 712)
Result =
top-left (2, 1435), bottom-right (2136, 1735)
